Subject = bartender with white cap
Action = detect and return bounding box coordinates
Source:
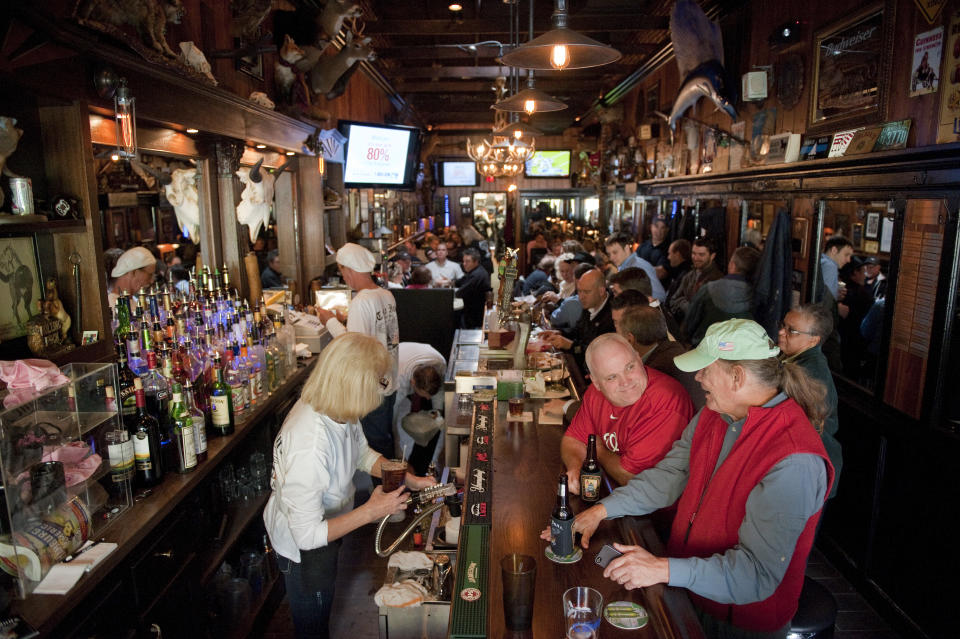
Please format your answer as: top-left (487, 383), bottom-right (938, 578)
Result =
top-left (315, 243), bottom-right (400, 459)
top-left (107, 246), bottom-right (157, 308)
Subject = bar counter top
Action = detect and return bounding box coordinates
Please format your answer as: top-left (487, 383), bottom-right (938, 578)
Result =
top-left (486, 389), bottom-right (705, 639)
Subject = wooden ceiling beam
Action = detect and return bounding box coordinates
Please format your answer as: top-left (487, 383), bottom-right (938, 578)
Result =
top-left (364, 16), bottom-right (669, 36)
top-left (375, 44), bottom-right (659, 60)
top-left (396, 79), bottom-right (607, 93)
top-left (392, 64), bottom-right (632, 79)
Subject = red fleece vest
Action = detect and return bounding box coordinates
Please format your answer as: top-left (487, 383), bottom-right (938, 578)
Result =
top-left (666, 399), bottom-right (835, 632)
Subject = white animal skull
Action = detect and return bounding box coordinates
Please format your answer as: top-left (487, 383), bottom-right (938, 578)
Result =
top-left (164, 168), bottom-right (200, 243)
top-left (236, 166), bottom-right (275, 242)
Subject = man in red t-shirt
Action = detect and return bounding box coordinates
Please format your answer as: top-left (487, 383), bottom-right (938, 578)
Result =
top-left (562, 333), bottom-right (693, 493)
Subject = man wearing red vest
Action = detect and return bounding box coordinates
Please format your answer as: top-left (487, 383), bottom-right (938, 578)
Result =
top-left (570, 320), bottom-right (834, 638)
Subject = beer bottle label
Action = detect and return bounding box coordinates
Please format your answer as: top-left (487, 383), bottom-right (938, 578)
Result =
top-left (581, 473), bottom-right (601, 502)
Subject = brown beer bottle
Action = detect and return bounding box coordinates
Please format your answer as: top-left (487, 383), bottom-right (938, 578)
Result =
top-left (580, 434), bottom-right (602, 503)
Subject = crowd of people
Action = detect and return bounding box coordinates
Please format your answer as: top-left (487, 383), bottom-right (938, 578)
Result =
top-left (248, 212), bottom-right (877, 639)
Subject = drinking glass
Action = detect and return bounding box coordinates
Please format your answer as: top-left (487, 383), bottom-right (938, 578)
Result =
top-left (563, 586), bottom-right (603, 639)
top-left (381, 459), bottom-right (408, 522)
top-left (501, 554), bottom-right (536, 631)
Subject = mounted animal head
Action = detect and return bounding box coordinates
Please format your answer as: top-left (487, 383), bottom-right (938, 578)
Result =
top-left (164, 0), bottom-right (185, 25)
top-left (236, 161), bottom-right (276, 243)
top-left (319, 0), bottom-right (362, 41)
top-left (164, 168), bottom-right (200, 242)
top-left (279, 34), bottom-right (305, 64)
top-left (309, 22), bottom-right (375, 97)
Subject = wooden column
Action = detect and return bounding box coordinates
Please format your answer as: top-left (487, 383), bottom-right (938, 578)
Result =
top-left (38, 102), bottom-right (109, 344)
top-left (211, 139), bottom-right (248, 299)
top-left (273, 169), bottom-right (303, 301)
top-left (297, 155), bottom-right (327, 294)
top-left (196, 156), bottom-right (223, 271)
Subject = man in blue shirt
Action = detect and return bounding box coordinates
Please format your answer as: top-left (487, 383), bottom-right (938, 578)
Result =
top-left (604, 233), bottom-right (666, 302)
top-left (819, 236), bottom-right (853, 300)
top-left (636, 216), bottom-right (670, 277)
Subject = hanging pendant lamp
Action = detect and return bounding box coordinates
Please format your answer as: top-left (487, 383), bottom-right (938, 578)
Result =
top-left (494, 120), bottom-right (543, 140)
top-left (501, 0), bottom-right (621, 71)
top-left (492, 70), bottom-right (566, 114)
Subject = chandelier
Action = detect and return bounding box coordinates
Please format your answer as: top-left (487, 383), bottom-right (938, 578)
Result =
top-left (467, 74), bottom-right (537, 177)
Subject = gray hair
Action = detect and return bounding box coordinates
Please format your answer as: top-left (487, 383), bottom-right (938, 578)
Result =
top-left (793, 303), bottom-right (834, 342)
top-left (584, 333), bottom-right (635, 376)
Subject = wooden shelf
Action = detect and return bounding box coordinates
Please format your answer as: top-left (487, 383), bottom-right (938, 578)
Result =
top-left (0, 218), bottom-right (86, 236)
top-left (226, 571), bottom-right (283, 639)
top-left (199, 491), bottom-right (271, 584)
top-left (324, 203), bottom-right (343, 210)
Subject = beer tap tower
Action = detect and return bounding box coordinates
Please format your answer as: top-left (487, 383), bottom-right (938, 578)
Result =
top-left (497, 248), bottom-right (519, 326)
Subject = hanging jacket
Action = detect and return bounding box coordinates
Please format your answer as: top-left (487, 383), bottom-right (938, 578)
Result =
top-left (753, 209), bottom-right (794, 339)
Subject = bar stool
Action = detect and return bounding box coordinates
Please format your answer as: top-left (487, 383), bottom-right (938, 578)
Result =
top-left (789, 577), bottom-right (837, 639)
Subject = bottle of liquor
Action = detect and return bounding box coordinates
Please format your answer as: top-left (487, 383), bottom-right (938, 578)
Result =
top-left (242, 343), bottom-right (262, 408)
top-left (169, 383), bottom-right (198, 473)
top-left (225, 345), bottom-right (249, 416)
top-left (209, 353), bottom-right (235, 436)
top-left (116, 291), bottom-right (131, 337)
top-left (183, 380), bottom-right (208, 463)
top-left (116, 341), bottom-right (138, 427)
top-left (126, 331), bottom-right (147, 376)
top-left (550, 473), bottom-right (575, 557)
top-left (580, 435), bottom-right (602, 503)
top-left (131, 378), bottom-right (164, 487)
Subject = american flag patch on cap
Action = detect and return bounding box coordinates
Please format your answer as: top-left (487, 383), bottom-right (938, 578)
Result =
top-left (718, 341), bottom-right (735, 351)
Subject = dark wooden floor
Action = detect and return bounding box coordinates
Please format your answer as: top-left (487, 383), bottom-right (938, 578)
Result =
top-left (259, 486), bottom-right (903, 639)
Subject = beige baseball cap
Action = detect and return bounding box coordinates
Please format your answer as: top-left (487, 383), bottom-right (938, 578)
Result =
top-left (111, 247), bottom-right (156, 278)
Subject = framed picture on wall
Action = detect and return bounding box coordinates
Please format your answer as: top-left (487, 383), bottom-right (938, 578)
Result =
top-left (0, 236), bottom-right (42, 341)
top-left (865, 211), bottom-right (880, 238)
top-left (645, 82), bottom-right (660, 117)
top-left (809, 2), bottom-right (894, 132)
top-left (791, 216), bottom-right (810, 259)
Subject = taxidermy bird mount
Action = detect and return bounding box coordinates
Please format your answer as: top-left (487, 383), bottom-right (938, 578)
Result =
top-left (668, 0), bottom-right (737, 132)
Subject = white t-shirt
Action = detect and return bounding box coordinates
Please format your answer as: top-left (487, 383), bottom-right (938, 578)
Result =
top-left (393, 343), bottom-right (446, 455)
top-left (324, 286), bottom-right (400, 393)
top-left (425, 260), bottom-right (463, 284)
top-left (263, 399), bottom-right (381, 562)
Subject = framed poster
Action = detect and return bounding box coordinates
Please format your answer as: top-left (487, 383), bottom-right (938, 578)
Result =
top-left (0, 236), bottom-right (41, 341)
top-left (645, 82), bottom-right (660, 117)
top-left (809, 2), bottom-right (894, 132)
top-left (865, 212), bottom-right (880, 238)
top-left (792, 216), bottom-right (810, 259)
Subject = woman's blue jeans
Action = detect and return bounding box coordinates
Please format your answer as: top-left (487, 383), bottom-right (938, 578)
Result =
top-left (278, 539), bottom-right (342, 639)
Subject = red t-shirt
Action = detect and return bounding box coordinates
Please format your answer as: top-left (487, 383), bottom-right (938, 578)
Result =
top-left (566, 367), bottom-right (693, 475)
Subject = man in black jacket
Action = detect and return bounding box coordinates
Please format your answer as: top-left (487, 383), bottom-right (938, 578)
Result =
top-left (543, 267), bottom-right (615, 372)
top-left (454, 248), bottom-right (491, 328)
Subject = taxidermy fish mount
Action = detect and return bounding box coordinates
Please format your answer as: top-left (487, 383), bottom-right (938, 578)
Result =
top-left (667, 0), bottom-right (738, 132)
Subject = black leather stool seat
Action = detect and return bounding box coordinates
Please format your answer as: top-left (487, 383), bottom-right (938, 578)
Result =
top-left (790, 576), bottom-right (837, 638)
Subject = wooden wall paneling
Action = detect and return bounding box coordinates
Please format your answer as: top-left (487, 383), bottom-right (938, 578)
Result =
top-left (297, 155), bottom-right (328, 293)
top-left (883, 199), bottom-right (946, 418)
top-left (38, 102), bottom-right (108, 341)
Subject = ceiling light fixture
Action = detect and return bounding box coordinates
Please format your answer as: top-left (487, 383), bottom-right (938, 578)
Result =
top-left (255, 144), bottom-right (267, 149)
top-left (494, 120), bottom-right (542, 140)
top-left (501, 0), bottom-right (621, 71)
top-left (492, 70), bottom-right (566, 114)
top-left (186, 128), bottom-right (199, 134)
top-left (285, 151), bottom-right (295, 156)
top-left (448, 3), bottom-right (463, 10)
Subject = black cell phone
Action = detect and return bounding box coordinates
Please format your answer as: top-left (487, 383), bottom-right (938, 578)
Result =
top-left (594, 543), bottom-right (623, 568)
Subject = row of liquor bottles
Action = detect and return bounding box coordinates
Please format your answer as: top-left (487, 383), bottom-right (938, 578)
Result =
top-left (104, 271), bottom-right (298, 489)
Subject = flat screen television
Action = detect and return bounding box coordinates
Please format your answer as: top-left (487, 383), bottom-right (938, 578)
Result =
top-left (339, 120), bottom-right (422, 190)
top-left (524, 150), bottom-right (572, 178)
top-left (439, 160), bottom-right (477, 187)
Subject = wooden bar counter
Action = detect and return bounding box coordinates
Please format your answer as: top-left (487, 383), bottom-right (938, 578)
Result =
top-left (487, 393), bottom-right (704, 639)
top-left (442, 337), bottom-right (704, 639)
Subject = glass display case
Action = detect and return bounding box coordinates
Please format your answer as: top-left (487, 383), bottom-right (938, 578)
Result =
top-left (0, 362), bottom-right (132, 598)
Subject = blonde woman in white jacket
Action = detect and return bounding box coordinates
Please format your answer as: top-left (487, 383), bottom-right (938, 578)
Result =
top-left (264, 333), bottom-right (435, 638)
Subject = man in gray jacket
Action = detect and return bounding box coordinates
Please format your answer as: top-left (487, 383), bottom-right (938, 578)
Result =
top-left (682, 246), bottom-right (761, 345)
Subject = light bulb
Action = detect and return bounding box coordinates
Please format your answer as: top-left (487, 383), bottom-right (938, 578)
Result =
top-left (524, 99), bottom-right (536, 115)
top-left (476, 143), bottom-right (485, 156)
top-left (514, 129), bottom-right (523, 139)
top-left (550, 44), bottom-right (570, 70)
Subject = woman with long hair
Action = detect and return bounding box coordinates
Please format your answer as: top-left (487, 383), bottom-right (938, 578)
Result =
top-left (264, 333), bottom-right (435, 638)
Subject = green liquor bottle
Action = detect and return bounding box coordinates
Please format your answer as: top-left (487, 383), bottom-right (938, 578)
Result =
top-left (209, 353), bottom-right (235, 436)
